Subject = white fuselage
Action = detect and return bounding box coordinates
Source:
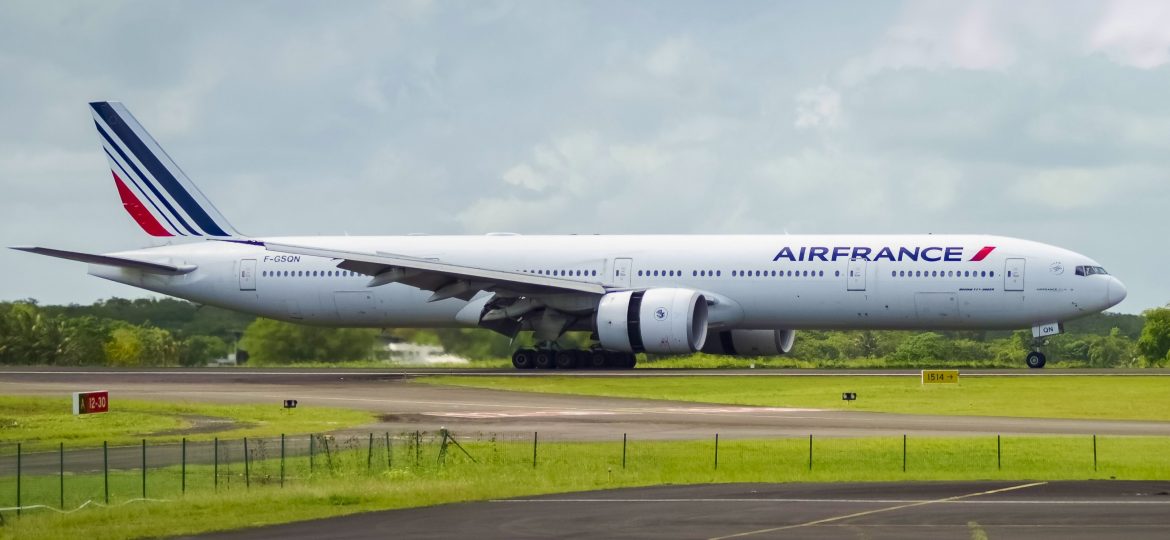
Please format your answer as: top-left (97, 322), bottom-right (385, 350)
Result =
top-left (88, 234), bottom-right (1126, 332)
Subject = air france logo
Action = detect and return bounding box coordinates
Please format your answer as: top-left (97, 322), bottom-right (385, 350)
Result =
top-left (772, 246), bottom-right (996, 263)
top-left (654, 307), bottom-right (668, 321)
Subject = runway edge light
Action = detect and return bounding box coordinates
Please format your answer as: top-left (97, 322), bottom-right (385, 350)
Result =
top-left (921, 370), bottom-right (960, 385)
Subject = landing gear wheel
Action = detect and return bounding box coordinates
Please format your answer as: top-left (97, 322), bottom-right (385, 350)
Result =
top-left (534, 349), bottom-right (555, 369)
top-left (554, 350), bottom-right (578, 370)
top-left (587, 351), bottom-right (608, 369)
top-left (1026, 351), bottom-right (1047, 369)
top-left (624, 353), bottom-right (637, 369)
top-left (604, 351), bottom-right (629, 368)
top-left (512, 349), bottom-right (535, 370)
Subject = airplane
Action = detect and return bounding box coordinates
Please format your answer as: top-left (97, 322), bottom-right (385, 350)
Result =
top-left (12, 102), bottom-right (1128, 370)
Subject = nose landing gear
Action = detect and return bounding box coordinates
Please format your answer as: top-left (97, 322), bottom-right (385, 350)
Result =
top-left (1025, 350), bottom-right (1047, 369)
top-left (1026, 322), bottom-right (1062, 369)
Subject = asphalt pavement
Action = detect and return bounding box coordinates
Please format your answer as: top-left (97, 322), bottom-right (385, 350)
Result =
top-left (189, 481), bottom-right (1170, 540)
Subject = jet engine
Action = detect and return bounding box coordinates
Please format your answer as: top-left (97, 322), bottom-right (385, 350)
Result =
top-left (596, 289), bottom-right (708, 354)
top-left (701, 329), bottom-right (796, 356)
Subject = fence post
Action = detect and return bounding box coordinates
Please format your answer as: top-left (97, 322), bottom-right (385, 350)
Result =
top-left (15, 442), bottom-right (20, 517)
top-left (997, 435), bottom-right (1001, 470)
top-left (141, 439), bottom-right (146, 499)
top-left (367, 433), bottom-right (373, 471)
top-left (103, 440), bottom-right (109, 504)
top-left (532, 432), bottom-right (538, 468)
top-left (310, 434), bottom-right (315, 474)
top-left (280, 434), bottom-right (285, 488)
top-left (808, 434), bottom-right (813, 471)
top-left (902, 435), bottom-right (907, 472)
top-left (214, 437), bottom-right (219, 491)
top-left (385, 432), bottom-right (392, 469)
top-left (181, 438), bottom-right (187, 495)
top-left (1093, 434), bottom-right (1098, 472)
top-left (59, 442), bottom-right (64, 509)
top-left (415, 431), bottom-right (421, 467)
top-left (622, 433), bottom-right (627, 469)
top-left (714, 433), bottom-right (719, 470)
top-left (244, 437), bottom-right (250, 489)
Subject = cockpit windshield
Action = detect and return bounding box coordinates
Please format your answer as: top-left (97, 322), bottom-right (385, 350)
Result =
top-left (1075, 265), bottom-right (1108, 276)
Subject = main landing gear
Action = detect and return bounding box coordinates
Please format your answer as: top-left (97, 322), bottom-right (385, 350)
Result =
top-left (511, 348), bottom-right (637, 370)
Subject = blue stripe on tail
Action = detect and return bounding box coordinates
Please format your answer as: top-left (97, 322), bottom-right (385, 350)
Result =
top-left (90, 102), bottom-right (229, 237)
top-left (95, 121), bottom-right (200, 236)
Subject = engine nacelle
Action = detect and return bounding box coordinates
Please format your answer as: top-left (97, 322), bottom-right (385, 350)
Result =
top-left (596, 289), bottom-right (708, 354)
top-left (701, 329), bottom-right (796, 357)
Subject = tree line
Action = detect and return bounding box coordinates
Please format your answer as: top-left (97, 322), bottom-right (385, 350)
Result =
top-left (1, 297), bottom-right (1168, 367)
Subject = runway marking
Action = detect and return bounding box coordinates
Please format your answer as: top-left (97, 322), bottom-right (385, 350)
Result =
top-left (706, 481), bottom-right (1048, 540)
top-left (657, 407), bottom-right (823, 413)
top-left (424, 410), bottom-right (620, 419)
top-left (494, 496), bottom-right (1170, 505)
top-left (239, 392), bottom-right (826, 419)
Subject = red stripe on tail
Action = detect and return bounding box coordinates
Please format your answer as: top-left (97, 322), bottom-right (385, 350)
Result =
top-left (112, 171), bottom-right (172, 237)
top-left (969, 246), bottom-right (995, 262)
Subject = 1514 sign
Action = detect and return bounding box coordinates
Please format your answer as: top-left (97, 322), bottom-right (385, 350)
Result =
top-left (72, 390), bottom-right (109, 415)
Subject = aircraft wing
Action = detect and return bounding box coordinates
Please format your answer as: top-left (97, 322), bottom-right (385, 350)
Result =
top-left (262, 241), bottom-right (607, 301)
top-left (10, 246), bottom-right (197, 275)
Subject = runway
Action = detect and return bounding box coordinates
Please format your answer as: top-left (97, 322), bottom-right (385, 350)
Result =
top-left (4, 368), bottom-right (1170, 444)
top-left (191, 481), bottom-right (1170, 539)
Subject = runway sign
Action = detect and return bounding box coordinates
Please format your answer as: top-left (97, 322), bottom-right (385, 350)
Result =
top-left (284, 399), bottom-right (298, 409)
top-left (842, 392), bottom-right (857, 401)
top-left (921, 370), bottom-right (959, 384)
top-left (72, 390), bottom-right (109, 415)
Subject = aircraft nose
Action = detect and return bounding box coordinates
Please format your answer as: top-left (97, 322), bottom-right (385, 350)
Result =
top-left (1107, 277), bottom-right (1127, 307)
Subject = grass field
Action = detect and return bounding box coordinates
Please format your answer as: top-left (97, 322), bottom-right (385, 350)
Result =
top-left (0, 396), bottom-right (376, 453)
top-left (420, 375), bottom-right (1170, 421)
top-left (2, 432), bottom-right (1168, 540)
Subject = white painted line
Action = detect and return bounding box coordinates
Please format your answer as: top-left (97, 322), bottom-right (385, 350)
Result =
top-left (707, 481), bottom-right (1048, 540)
top-left (424, 410), bottom-right (620, 419)
top-left (493, 497), bottom-right (1170, 505)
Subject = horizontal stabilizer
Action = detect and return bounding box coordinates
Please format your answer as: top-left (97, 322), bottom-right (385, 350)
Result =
top-left (10, 246), bottom-right (196, 275)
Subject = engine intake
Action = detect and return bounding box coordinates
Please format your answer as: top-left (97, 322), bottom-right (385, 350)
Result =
top-left (596, 289), bottom-right (708, 354)
top-left (701, 329), bottom-right (796, 357)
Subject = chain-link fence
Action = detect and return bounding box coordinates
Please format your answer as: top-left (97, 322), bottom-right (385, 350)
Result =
top-left (0, 431), bottom-right (1162, 518)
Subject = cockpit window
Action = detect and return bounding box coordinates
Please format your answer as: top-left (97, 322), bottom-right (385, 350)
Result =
top-left (1075, 265), bottom-right (1108, 276)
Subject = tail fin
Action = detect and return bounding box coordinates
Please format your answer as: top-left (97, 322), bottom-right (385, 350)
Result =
top-left (89, 101), bottom-right (242, 238)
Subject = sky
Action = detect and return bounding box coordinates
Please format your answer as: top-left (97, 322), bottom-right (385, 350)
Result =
top-left (0, 0), bottom-right (1167, 313)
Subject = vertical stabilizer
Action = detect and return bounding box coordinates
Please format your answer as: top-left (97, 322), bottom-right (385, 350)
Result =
top-left (89, 101), bottom-right (242, 238)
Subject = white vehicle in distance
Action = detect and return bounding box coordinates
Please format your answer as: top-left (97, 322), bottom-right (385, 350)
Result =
top-left (14, 102), bottom-right (1127, 370)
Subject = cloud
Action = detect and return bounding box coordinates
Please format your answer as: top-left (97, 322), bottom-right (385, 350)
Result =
top-left (1089, 0), bottom-right (1170, 69)
top-left (1, 1), bottom-right (1168, 312)
top-left (839, 2), bottom-right (1017, 86)
top-left (1009, 166), bottom-right (1161, 210)
top-left (794, 86), bottom-right (843, 130)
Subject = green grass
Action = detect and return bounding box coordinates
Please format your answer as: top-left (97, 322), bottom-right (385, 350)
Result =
top-left (2, 433), bottom-right (1167, 540)
top-left (420, 375), bottom-right (1170, 421)
top-left (0, 396), bottom-right (376, 453)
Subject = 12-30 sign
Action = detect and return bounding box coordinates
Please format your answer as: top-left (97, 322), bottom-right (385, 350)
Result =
top-left (73, 390), bottom-right (109, 415)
